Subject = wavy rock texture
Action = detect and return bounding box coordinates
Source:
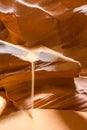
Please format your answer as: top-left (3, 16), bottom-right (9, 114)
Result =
top-left (0, 0), bottom-right (87, 112)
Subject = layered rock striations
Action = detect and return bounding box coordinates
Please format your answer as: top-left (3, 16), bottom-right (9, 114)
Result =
top-left (0, 0), bottom-right (87, 75)
top-left (0, 0), bottom-right (87, 112)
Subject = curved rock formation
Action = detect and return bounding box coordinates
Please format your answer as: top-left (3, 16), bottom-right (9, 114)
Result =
top-left (0, 40), bottom-right (81, 109)
top-left (0, 0), bottom-right (87, 112)
top-left (0, 0), bottom-right (87, 75)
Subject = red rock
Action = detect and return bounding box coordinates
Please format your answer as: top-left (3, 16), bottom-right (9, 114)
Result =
top-left (0, 0), bottom-right (87, 111)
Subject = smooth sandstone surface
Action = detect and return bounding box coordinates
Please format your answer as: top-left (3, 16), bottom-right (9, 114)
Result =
top-left (0, 109), bottom-right (87, 130)
top-left (0, 0), bottom-right (87, 112)
top-left (0, 40), bottom-right (80, 78)
top-left (0, 0), bottom-right (87, 75)
top-left (0, 40), bottom-right (83, 110)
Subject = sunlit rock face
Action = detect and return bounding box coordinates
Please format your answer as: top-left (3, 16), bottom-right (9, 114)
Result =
top-left (0, 41), bottom-right (80, 77)
top-left (0, 0), bottom-right (87, 75)
top-left (0, 0), bottom-right (87, 112)
top-left (0, 41), bottom-right (81, 110)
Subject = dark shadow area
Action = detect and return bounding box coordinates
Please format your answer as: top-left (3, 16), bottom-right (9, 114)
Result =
top-left (0, 90), bottom-right (17, 120)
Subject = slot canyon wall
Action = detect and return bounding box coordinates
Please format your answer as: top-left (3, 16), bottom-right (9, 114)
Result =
top-left (0, 0), bottom-right (87, 112)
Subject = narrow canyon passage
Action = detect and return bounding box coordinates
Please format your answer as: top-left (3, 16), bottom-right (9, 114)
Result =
top-left (0, 0), bottom-right (87, 129)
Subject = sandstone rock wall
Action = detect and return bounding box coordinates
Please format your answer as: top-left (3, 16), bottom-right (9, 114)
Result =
top-left (0, 0), bottom-right (87, 111)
